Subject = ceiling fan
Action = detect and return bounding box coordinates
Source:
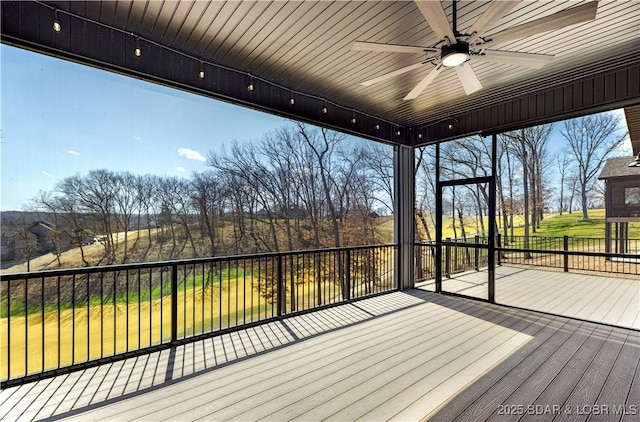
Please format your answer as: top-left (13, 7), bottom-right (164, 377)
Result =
top-left (352, 0), bottom-right (599, 100)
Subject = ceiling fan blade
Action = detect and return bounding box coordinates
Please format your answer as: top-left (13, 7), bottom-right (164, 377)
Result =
top-left (476, 50), bottom-right (554, 69)
top-left (454, 62), bottom-right (482, 95)
top-left (361, 62), bottom-right (425, 87)
top-left (414, 1), bottom-right (456, 42)
top-left (403, 65), bottom-right (443, 100)
top-left (482, 1), bottom-right (598, 48)
top-left (351, 41), bottom-right (437, 54)
top-left (466, 1), bottom-right (522, 44)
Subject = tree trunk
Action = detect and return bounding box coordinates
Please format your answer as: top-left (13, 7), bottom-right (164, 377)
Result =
top-left (521, 140), bottom-right (532, 259)
top-left (581, 186), bottom-right (589, 220)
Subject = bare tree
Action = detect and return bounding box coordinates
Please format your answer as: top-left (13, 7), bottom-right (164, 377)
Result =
top-left (500, 125), bottom-right (553, 257)
top-left (191, 171), bottom-right (224, 257)
top-left (529, 125), bottom-right (552, 229)
top-left (556, 152), bottom-right (572, 215)
top-left (415, 146), bottom-right (437, 242)
top-left (55, 196), bottom-right (92, 266)
top-left (112, 172), bottom-right (138, 263)
top-left (160, 177), bottom-right (198, 258)
top-left (11, 214), bottom-right (39, 272)
top-left (362, 143), bottom-right (394, 215)
top-left (57, 170), bottom-right (117, 262)
top-left (561, 112), bottom-right (627, 220)
top-left (31, 191), bottom-right (64, 267)
top-left (134, 174), bottom-right (161, 256)
top-left (504, 140), bottom-right (517, 241)
top-left (296, 122), bottom-right (345, 248)
top-left (496, 137), bottom-right (512, 243)
top-left (209, 141), bottom-right (283, 252)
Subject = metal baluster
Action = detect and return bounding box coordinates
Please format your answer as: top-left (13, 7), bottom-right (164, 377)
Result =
top-left (7, 279), bottom-right (11, 380)
top-left (57, 276), bottom-right (60, 369)
top-left (201, 263), bottom-right (205, 335)
top-left (170, 264), bottom-right (178, 344)
top-left (71, 275), bottom-right (76, 364)
top-left (41, 276), bottom-right (45, 372)
top-left (100, 272), bottom-right (104, 358)
top-left (25, 279), bottom-right (28, 375)
top-left (126, 270), bottom-right (130, 352)
top-left (86, 273), bottom-right (90, 361)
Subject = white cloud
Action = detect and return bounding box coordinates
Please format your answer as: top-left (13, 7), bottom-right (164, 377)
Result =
top-left (67, 149), bottom-right (80, 156)
top-left (133, 135), bottom-right (143, 142)
top-left (176, 166), bottom-right (186, 172)
top-left (42, 171), bottom-right (51, 177)
top-left (178, 147), bottom-right (206, 162)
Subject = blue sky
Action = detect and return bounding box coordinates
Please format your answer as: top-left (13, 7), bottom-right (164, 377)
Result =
top-left (1, 44), bottom-right (291, 211)
top-left (0, 45), bottom-right (631, 212)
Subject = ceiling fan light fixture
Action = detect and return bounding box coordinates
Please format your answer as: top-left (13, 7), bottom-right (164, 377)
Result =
top-left (441, 43), bottom-right (469, 67)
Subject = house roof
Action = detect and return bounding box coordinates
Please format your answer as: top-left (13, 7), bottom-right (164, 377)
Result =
top-left (598, 156), bottom-right (640, 180)
top-left (624, 105), bottom-right (640, 155)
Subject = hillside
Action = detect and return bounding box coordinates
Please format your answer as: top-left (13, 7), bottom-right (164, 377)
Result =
top-left (507, 209), bottom-right (640, 239)
top-left (1, 216), bottom-right (395, 274)
top-left (4, 209), bottom-right (635, 275)
top-left (0, 229), bottom-right (194, 274)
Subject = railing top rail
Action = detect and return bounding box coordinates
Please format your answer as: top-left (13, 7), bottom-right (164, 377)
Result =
top-left (496, 246), bottom-right (639, 259)
top-left (417, 236), bottom-right (640, 243)
top-left (503, 235), bottom-right (640, 240)
top-left (0, 244), bottom-right (397, 281)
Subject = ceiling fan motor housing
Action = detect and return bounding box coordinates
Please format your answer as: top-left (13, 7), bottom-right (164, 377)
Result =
top-left (441, 42), bottom-right (470, 67)
top-left (354, 1), bottom-right (599, 98)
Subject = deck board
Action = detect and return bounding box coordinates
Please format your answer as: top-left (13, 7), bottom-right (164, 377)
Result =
top-left (268, 309), bottom-right (524, 422)
top-left (425, 317), bottom-right (564, 422)
top-left (518, 325), bottom-right (612, 422)
top-left (360, 312), bottom-right (536, 422)
top-left (1, 280), bottom-right (638, 422)
top-left (553, 328), bottom-right (628, 422)
top-left (622, 349), bottom-right (640, 422)
top-left (590, 331), bottom-right (640, 422)
top-left (438, 266), bottom-right (640, 329)
top-left (146, 301), bottom-right (478, 421)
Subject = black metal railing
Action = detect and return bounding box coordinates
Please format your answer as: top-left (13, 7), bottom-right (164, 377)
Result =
top-left (415, 236), bottom-right (490, 283)
top-left (414, 242), bottom-right (436, 284)
top-left (414, 235), bottom-right (639, 287)
top-left (499, 235), bottom-right (640, 275)
top-left (0, 244), bottom-right (396, 387)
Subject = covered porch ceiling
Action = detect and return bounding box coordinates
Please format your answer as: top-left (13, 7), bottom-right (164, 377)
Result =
top-left (1, 0), bottom-right (639, 146)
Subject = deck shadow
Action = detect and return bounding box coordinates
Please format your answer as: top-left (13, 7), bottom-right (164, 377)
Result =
top-left (2, 291), bottom-right (434, 421)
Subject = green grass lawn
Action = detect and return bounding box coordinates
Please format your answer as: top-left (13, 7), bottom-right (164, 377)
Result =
top-left (507, 209), bottom-right (640, 239)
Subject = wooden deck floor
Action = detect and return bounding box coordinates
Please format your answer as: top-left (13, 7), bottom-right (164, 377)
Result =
top-left (423, 266), bottom-right (640, 330)
top-left (1, 287), bottom-right (638, 421)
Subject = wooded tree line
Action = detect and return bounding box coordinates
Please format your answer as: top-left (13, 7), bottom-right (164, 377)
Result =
top-left (415, 112), bottom-right (628, 244)
top-left (24, 123), bottom-right (394, 266)
top-left (8, 112), bottom-right (626, 269)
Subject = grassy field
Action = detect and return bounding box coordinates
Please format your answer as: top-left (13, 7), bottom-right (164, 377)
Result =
top-left (424, 208), bottom-right (639, 240)
top-left (5, 210), bottom-right (633, 381)
top-left (507, 209), bottom-right (640, 238)
top-left (0, 275), bottom-right (273, 380)
top-left (417, 213), bottom-right (536, 241)
top-left (0, 251), bottom-right (392, 380)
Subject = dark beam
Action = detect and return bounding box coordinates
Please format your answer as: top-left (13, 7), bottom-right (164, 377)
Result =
top-left (0, 1), bottom-right (410, 147)
top-left (416, 56), bottom-right (640, 144)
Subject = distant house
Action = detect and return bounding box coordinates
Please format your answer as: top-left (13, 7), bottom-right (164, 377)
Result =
top-left (28, 221), bottom-right (57, 253)
top-left (1, 232), bottom-right (16, 261)
top-left (598, 155), bottom-right (640, 254)
top-left (26, 220), bottom-right (75, 254)
top-left (1, 227), bottom-right (37, 262)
